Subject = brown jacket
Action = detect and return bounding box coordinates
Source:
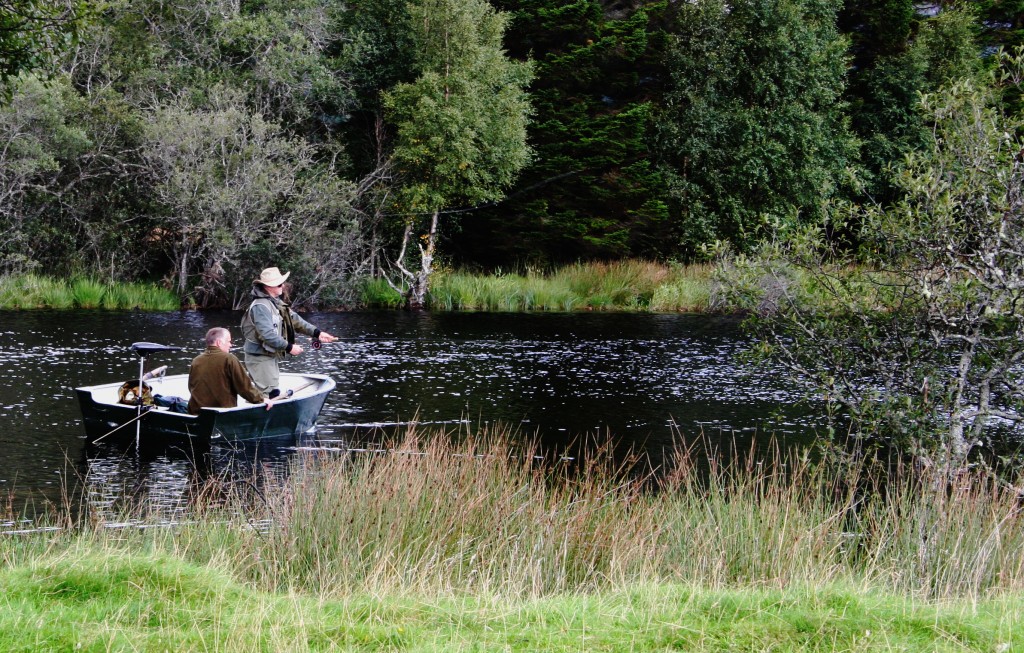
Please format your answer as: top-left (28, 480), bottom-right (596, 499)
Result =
top-left (188, 346), bottom-right (264, 414)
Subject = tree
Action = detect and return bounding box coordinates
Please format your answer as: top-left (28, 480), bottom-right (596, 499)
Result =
top-left (379, 0), bottom-right (532, 308)
top-left (656, 0), bottom-right (858, 256)
top-left (842, 3), bottom-right (980, 203)
top-left (0, 0), bottom-right (84, 96)
top-left (973, 0), bottom-right (1024, 52)
top-left (451, 0), bottom-right (671, 267)
top-left (724, 49), bottom-right (1024, 473)
top-left (66, 0), bottom-right (349, 133)
top-left (139, 91), bottom-right (357, 306)
top-left (0, 74), bottom-right (88, 272)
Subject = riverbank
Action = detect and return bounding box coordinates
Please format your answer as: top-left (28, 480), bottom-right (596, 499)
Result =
top-left (3, 430), bottom-right (1023, 649)
top-left (0, 274), bottom-right (179, 310)
top-left (365, 260), bottom-right (718, 312)
top-left (0, 261), bottom-right (719, 313)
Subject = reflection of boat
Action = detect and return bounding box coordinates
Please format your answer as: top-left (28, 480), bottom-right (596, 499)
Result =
top-left (76, 372), bottom-right (336, 443)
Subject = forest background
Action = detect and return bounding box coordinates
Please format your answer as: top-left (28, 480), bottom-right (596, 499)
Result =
top-left (0, 0), bottom-right (1012, 309)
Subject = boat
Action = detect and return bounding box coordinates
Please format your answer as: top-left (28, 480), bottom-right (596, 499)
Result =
top-left (75, 342), bottom-right (336, 443)
top-left (77, 371), bottom-right (336, 443)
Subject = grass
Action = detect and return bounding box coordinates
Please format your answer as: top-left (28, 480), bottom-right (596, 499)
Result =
top-left (70, 278), bottom-right (106, 309)
top-left (359, 276), bottom-right (404, 308)
top-left (9, 430), bottom-right (1019, 601)
top-left (420, 260), bottom-right (717, 312)
top-left (0, 274), bottom-right (180, 310)
top-left (0, 260), bottom-right (717, 313)
top-left (0, 553), bottom-right (1018, 651)
top-left (3, 428), bottom-right (1024, 649)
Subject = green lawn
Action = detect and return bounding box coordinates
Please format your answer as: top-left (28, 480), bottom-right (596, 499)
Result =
top-left (1, 549), bottom-right (1017, 652)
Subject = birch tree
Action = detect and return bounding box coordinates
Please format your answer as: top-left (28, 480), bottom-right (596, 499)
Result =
top-left (380, 0), bottom-right (532, 308)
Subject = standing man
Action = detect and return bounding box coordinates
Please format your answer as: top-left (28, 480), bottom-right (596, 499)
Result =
top-left (188, 327), bottom-right (272, 414)
top-left (240, 266), bottom-right (338, 397)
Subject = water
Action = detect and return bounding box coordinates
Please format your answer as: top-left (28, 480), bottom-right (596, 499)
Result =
top-left (0, 309), bottom-right (823, 521)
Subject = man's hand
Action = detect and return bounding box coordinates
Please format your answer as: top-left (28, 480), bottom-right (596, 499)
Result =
top-left (289, 344), bottom-right (304, 356)
top-left (263, 399), bottom-right (273, 411)
top-left (318, 331), bottom-right (338, 343)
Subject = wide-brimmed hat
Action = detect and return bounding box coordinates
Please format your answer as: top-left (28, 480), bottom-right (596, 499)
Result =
top-left (255, 266), bottom-right (290, 287)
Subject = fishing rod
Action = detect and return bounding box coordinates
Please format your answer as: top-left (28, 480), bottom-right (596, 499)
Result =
top-left (310, 336), bottom-right (397, 348)
top-left (269, 380), bottom-right (318, 400)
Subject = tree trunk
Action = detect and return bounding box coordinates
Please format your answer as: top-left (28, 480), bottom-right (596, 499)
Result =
top-left (405, 209), bottom-right (439, 310)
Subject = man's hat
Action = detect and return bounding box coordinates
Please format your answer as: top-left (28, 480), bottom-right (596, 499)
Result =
top-left (255, 267), bottom-right (290, 287)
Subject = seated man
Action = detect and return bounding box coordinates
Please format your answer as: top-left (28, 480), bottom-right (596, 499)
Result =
top-left (188, 327), bottom-right (272, 415)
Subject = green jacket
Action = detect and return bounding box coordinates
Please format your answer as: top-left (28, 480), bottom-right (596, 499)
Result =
top-left (187, 346), bottom-right (265, 414)
top-left (240, 285), bottom-right (319, 358)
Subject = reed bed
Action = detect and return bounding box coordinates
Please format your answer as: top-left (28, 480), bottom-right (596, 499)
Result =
top-left (70, 278), bottom-right (106, 309)
top-left (425, 260), bottom-right (714, 312)
top-left (359, 276), bottom-right (404, 308)
top-left (0, 274), bottom-right (180, 310)
top-left (26, 427), bottom-right (1023, 604)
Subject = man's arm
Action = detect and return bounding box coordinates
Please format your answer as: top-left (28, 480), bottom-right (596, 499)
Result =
top-left (290, 310), bottom-right (319, 338)
top-left (291, 311), bottom-right (338, 344)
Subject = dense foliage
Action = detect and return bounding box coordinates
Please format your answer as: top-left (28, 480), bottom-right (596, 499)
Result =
top-left (0, 0), bottom-right (83, 93)
top-left (0, 0), bottom-right (1008, 307)
top-left (724, 50), bottom-right (1024, 469)
top-left (656, 0), bottom-right (856, 255)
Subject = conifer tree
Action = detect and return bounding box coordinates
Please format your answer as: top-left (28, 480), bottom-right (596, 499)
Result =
top-left (656, 0), bottom-right (857, 255)
top-left (455, 0), bottom-right (671, 266)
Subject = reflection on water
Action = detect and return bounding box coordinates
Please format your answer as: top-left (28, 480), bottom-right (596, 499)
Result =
top-left (0, 310), bottom-right (824, 524)
top-left (80, 432), bottom-right (323, 525)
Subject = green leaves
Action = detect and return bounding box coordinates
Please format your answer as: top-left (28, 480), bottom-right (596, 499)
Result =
top-left (0, 0), bottom-right (85, 95)
top-left (382, 0), bottom-right (532, 214)
top-left (727, 50), bottom-right (1024, 468)
top-left (657, 0), bottom-right (858, 255)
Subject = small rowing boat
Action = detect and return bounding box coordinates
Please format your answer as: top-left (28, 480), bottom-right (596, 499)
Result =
top-left (75, 342), bottom-right (336, 443)
top-left (76, 371), bottom-right (336, 443)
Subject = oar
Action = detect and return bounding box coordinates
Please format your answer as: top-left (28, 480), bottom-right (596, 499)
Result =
top-left (92, 409), bottom-right (151, 444)
top-left (269, 380), bottom-right (318, 401)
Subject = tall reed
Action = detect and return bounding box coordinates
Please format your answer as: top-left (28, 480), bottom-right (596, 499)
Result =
top-left (71, 278), bottom-right (106, 308)
top-left (58, 427), bottom-right (1024, 603)
top-left (0, 274), bottom-right (74, 308)
top-left (359, 277), bottom-right (404, 308)
top-left (151, 430), bottom-right (659, 598)
top-left (426, 260), bottom-right (712, 312)
top-left (0, 274), bottom-right (179, 310)
top-left (100, 283), bottom-right (179, 310)
top-left (649, 263), bottom-right (714, 312)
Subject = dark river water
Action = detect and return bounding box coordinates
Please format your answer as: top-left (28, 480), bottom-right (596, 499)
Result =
top-left (0, 309), bottom-right (824, 522)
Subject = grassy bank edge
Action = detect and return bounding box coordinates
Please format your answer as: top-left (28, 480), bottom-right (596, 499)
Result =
top-left (7, 429), bottom-right (1024, 650)
top-left (365, 260), bottom-right (719, 312)
top-left (0, 274), bottom-right (180, 311)
top-left (1, 261), bottom-right (717, 313)
top-left (0, 547), bottom-right (1018, 652)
